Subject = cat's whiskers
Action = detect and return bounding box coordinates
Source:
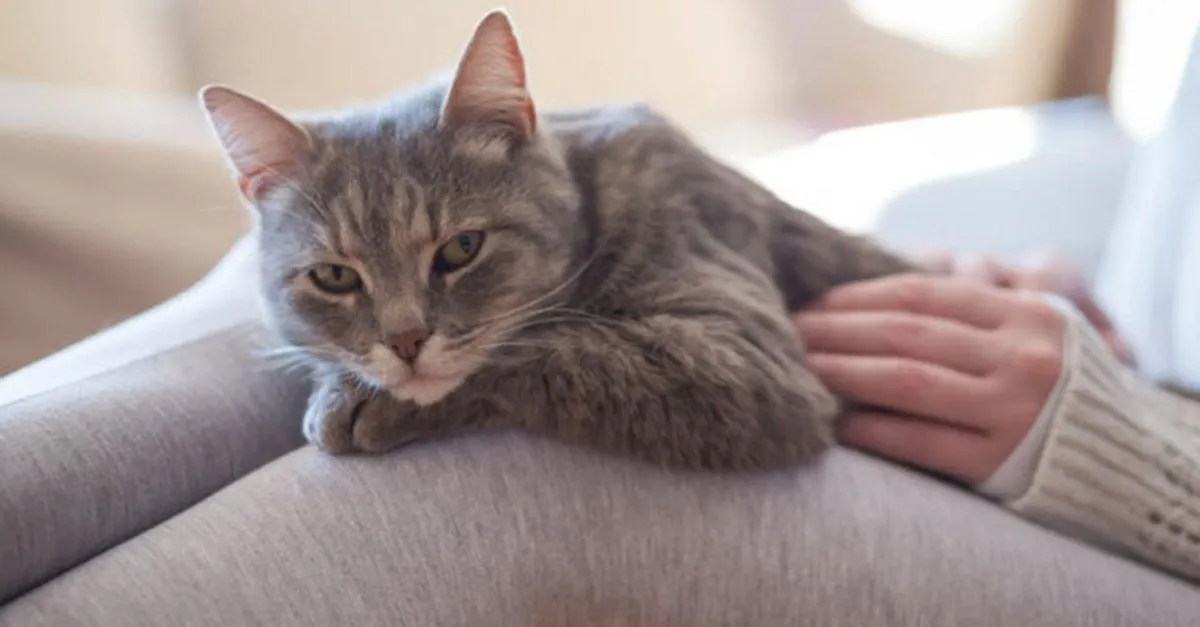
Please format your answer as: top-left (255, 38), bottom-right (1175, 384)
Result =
top-left (473, 251), bottom-right (600, 329)
top-left (256, 344), bottom-right (322, 367)
top-left (445, 254), bottom-right (604, 352)
top-left (256, 352), bottom-right (314, 376)
top-left (448, 305), bottom-right (613, 353)
top-left (502, 312), bottom-right (619, 333)
top-left (443, 310), bottom-right (616, 371)
top-left (479, 341), bottom-right (557, 355)
top-left (349, 374), bottom-right (379, 396)
top-left (473, 340), bottom-right (561, 367)
top-left (255, 343), bottom-right (373, 383)
top-left (478, 304), bottom-right (591, 334)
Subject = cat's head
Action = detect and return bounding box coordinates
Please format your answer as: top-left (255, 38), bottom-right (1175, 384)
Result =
top-left (199, 10), bottom-right (581, 405)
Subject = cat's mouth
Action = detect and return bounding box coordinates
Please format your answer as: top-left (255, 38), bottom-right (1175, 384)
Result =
top-left (361, 335), bottom-right (483, 406)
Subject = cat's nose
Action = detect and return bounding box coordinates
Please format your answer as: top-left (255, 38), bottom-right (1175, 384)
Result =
top-left (388, 328), bottom-right (431, 363)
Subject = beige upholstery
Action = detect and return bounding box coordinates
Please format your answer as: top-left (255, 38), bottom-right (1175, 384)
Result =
top-left (0, 83), bottom-right (244, 374)
top-left (0, 0), bottom-right (795, 132)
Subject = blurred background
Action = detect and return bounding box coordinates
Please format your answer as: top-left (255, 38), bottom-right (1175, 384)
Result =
top-left (1, 0), bottom-right (1198, 374)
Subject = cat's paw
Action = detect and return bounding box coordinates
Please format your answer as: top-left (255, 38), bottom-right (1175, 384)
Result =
top-left (302, 376), bottom-right (362, 455)
top-left (304, 372), bottom-right (420, 455)
top-left (350, 397), bottom-right (418, 454)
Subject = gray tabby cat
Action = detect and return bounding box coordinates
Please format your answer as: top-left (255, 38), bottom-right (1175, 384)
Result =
top-left (200, 9), bottom-right (915, 471)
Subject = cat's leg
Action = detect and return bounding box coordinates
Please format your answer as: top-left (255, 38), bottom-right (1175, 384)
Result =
top-left (309, 306), bottom-right (838, 469)
top-left (349, 395), bottom-right (454, 454)
top-left (303, 371), bottom-right (370, 454)
top-left (496, 308), bottom-right (840, 471)
top-left (303, 371), bottom-right (449, 455)
top-left (304, 376), bottom-right (496, 455)
top-left (301, 364), bottom-right (502, 455)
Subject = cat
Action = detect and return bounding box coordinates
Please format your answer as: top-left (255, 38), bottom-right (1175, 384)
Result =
top-left (199, 9), bottom-right (916, 471)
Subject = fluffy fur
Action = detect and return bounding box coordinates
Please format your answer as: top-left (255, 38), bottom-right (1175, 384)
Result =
top-left (201, 9), bottom-right (915, 471)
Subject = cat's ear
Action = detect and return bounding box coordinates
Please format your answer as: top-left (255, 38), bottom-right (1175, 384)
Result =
top-left (199, 85), bottom-right (313, 203)
top-left (439, 9), bottom-right (537, 140)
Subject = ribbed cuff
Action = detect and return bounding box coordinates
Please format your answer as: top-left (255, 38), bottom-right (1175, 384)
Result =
top-left (978, 293), bottom-right (1087, 500)
top-left (1007, 317), bottom-right (1200, 581)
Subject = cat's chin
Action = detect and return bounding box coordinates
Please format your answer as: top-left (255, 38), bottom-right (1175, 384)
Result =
top-left (387, 375), bottom-right (464, 406)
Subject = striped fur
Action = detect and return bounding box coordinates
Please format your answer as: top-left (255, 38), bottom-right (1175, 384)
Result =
top-left (208, 12), bottom-right (916, 471)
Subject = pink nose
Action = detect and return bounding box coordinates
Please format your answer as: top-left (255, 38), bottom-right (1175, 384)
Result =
top-left (388, 328), bottom-right (431, 362)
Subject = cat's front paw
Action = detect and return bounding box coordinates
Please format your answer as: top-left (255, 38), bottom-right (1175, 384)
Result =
top-left (351, 396), bottom-right (419, 454)
top-left (303, 374), bottom-right (366, 455)
top-left (304, 372), bottom-right (423, 456)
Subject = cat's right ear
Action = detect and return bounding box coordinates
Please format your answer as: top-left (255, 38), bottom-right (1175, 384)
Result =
top-left (198, 85), bottom-right (313, 204)
top-left (440, 9), bottom-right (536, 141)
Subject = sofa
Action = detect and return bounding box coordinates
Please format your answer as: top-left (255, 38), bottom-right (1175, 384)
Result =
top-left (4, 86), bottom-right (1198, 624)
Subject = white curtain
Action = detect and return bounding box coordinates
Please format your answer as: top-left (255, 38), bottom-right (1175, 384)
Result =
top-left (1095, 27), bottom-right (1200, 389)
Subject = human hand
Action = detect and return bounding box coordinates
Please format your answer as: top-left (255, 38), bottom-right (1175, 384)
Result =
top-left (916, 251), bottom-right (1135, 366)
top-left (793, 274), bottom-right (1066, 485)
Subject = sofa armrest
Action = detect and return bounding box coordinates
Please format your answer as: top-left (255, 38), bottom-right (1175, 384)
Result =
top-left (0, 82), bottom-right (245, 374)
top-left (743, 98), bottom-right (1135, 282)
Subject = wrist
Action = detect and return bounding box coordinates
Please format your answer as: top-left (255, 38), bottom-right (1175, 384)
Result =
top-left (976, 293), bottom-right (1088, 500)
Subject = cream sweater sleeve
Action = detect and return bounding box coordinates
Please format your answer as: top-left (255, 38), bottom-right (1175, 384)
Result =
top-left (1007, 314), bottom-right (1200, 581)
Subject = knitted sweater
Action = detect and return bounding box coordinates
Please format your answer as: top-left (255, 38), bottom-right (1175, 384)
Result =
top-left (983, 312), bottom-right (1200, 582)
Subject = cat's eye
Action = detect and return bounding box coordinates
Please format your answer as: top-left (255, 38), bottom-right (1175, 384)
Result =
top-left (309, 263), bottom-right (362, 294)
top-left (432, 230), bottom-right (486, 275)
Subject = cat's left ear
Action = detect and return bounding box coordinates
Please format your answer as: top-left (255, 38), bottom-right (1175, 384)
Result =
top-left (199, 85), bottom-right (314, 204)
top-left (440, 9), bottom-right (537, 140)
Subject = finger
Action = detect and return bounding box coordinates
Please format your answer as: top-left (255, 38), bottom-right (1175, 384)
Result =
top-left (795, 311), bottom-right (1000, 376)
top-left (1009, 255), bottom-right (1124, 346)
top-left (1015, 254), bottom-right (1104, 317)
top-left (1016, 251), bottom-right (1073, 290)
top-left (958, 255), bottom-right (1015, 288)
top-left (1009, 265), bottom-right (1063, 293)
top-left (838, 411), bottom-right (993, 484)
top-left (809, 353), bottom-right (993, 430)
top-left (812, 274), bottom-right (1011, 329)
top-left (1015, 260), bottom-right (1118, 337)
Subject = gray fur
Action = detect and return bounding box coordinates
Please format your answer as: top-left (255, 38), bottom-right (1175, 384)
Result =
top-left (242, 76), bottom-right (914, 472)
